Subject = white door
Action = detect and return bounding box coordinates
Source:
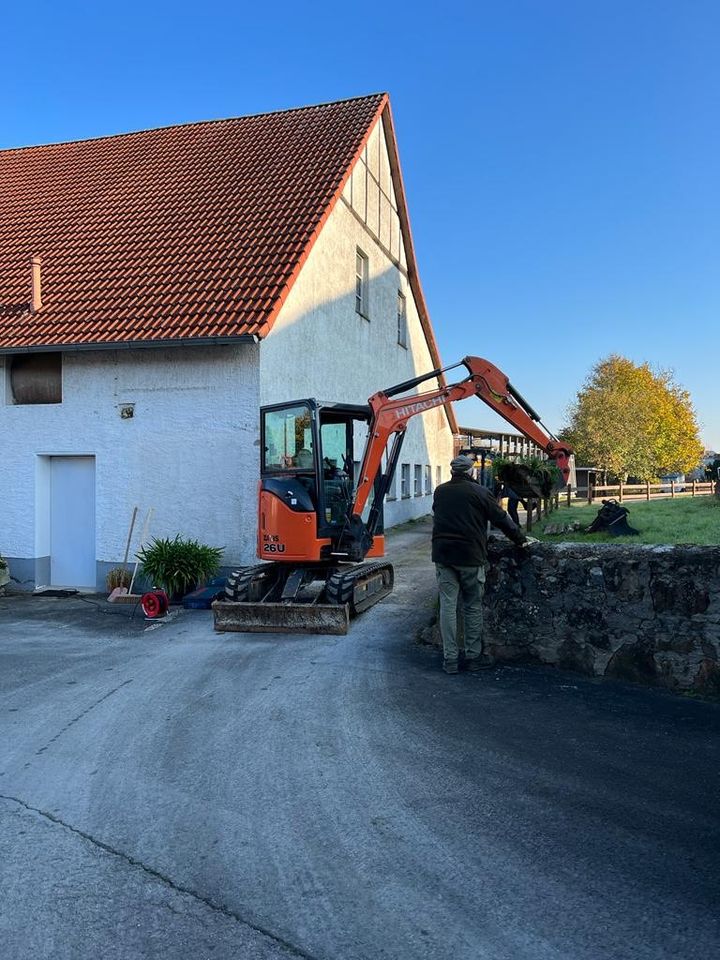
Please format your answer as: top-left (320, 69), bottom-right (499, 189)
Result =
top-left (50, 457), bottom-right (96, 588)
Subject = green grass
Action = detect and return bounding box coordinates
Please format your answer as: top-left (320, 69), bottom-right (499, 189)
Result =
top-left (535, 495), bottom-right (720, 545)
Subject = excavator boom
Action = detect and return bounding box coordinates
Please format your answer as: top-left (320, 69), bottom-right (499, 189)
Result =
top-left (352, 356), bottom-right (572, 522)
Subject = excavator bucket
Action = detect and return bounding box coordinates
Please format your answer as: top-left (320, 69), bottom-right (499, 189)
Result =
top-left (212, 601), bottom-right (350, 636)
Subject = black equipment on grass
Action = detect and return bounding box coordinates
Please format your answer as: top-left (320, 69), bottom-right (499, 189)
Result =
top-left (585, 499), bottom-right (639, 537)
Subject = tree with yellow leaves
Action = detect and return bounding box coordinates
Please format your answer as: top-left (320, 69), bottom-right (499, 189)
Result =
top-left (562, 356), bottom-right (704, 481)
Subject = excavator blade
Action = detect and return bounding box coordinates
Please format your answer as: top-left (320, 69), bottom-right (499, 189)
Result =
top-left (212, 601), bottom-right (350, 636)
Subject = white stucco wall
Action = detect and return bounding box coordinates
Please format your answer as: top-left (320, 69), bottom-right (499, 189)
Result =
top-left (260, 117), bottom-right (454, 525)
top-left (1, 344), bottom-right (259, 587)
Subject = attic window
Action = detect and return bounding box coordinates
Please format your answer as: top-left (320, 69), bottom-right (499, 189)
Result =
top-left (9, 353), bottom-right (62, 405)
top-left (397, 291), bottom-right (407, 348)
top-left (355, 248), bottom-right (369, 318)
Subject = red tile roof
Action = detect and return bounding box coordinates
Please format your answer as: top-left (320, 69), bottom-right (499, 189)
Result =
top-left (0, 94), bottom-right (387, 349)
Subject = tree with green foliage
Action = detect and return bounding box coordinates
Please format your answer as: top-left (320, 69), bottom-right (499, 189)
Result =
top-left (561, 355), bottom-right (704, 481)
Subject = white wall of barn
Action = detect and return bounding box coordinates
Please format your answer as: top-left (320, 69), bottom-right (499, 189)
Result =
top-left (1, 344), bottom-right (259, 588)
top-left (260, 117), bottom-right (455, 525)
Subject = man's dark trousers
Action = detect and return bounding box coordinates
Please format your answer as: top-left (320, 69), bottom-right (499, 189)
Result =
top-left (435, 563), bottom-right (486, 663)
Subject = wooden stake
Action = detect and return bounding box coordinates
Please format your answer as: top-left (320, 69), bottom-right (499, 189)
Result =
top-left (129, 508), bottom-right (154, 595)
top-left (122, 507), bottom-right (138, 571)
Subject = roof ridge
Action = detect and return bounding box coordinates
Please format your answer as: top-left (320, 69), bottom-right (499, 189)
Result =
top-left (0, 93), bottom-right (388, 155)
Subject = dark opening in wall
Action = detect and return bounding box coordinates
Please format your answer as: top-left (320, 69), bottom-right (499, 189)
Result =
top-left (9, 353), bottom-right (62, 404)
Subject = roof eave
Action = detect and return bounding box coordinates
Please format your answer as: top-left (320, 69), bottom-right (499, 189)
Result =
top-left (0, 334), bottom-right (258, 355)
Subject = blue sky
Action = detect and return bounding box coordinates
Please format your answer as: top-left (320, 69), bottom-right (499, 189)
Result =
top-left (3, 1), bottom-right (718, 448)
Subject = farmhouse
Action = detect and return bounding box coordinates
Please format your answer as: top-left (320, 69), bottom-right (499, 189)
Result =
top-left (1, 94), bottom-right (455, 590)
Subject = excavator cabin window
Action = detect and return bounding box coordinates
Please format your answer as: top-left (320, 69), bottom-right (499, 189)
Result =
top-left (318, 415), bottom-right (355, 527)
top-left (260, 400), bottom-right (383, 535)
top-left (262, 404), bottom-right (315, 472)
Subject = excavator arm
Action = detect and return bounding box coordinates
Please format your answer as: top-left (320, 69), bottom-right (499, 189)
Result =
top-left (353, 356), bottom-right (573, 527)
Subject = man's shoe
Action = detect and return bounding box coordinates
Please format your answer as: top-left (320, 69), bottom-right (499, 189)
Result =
top-left (465, 654), bottom-right (495, 672)
top-left (443, 660), bottom-right (460, 675)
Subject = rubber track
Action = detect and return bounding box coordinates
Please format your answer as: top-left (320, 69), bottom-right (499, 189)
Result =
top-left (325, 561), bottom-right (394, 616)
top-left (225, 563), bottom-right (279, 602)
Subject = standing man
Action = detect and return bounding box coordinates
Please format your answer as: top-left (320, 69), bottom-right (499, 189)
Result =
top-left (433, 455), bottom-right (530, 674)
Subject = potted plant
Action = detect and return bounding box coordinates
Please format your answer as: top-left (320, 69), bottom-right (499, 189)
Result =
top-left (106, 567), bottom-right (132, 592)
top-left (136, 536), bottom-right (224, 600)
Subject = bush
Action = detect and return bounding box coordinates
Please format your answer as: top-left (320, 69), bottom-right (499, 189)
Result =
top-left (136, 536), bottom-right (224, 598)
top-left (493, 455), bottom-right (562, 498)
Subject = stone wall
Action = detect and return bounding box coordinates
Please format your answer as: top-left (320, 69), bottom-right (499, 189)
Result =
top-left (432, 541), bottom-right (720, 696)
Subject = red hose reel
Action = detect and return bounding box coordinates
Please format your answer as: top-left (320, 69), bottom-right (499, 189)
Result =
top-left (140, 589), bottom-right (169, 619)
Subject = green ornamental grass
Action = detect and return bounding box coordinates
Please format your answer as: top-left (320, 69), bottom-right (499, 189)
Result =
top-left (137, 536), bottom-right (224, 596)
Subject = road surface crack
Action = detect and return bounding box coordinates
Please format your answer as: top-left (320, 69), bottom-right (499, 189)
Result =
top-left (0, 793), bottom-right (318, 960)
top-left (35, 679), bottom-right (135, 755)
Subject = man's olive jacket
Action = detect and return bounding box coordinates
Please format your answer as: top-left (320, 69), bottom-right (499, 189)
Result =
top-left (431, 474), bottom-right (526, 567)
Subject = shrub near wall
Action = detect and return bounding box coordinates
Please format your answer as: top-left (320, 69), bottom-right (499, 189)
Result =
top-left (482, 541), bottom-right (720, 696)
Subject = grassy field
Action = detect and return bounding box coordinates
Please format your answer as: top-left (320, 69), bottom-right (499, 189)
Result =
top-left (535, 495), bottom-right (720, 545)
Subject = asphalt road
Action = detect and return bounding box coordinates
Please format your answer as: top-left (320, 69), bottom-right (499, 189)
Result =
top-left (1, 518), bottom-right (718, 960)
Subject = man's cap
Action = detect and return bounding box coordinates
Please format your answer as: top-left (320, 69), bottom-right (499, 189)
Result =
top-left (450, 455), bottom-right (475, 474)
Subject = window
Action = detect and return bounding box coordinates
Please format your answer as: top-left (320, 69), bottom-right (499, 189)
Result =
top-left (355, 248), bottom-right (369, 318)
top-left (436, 465), bottom-right (442, 488)
top-left (9, 352), bottom-right (62, 404)
top-left (397, 291), bottom-right (407, 347)
top-left (414, 464), bottom-right (422, 497)
top-left (262, 404), bottom-right (314, 472)
top-left (383, 450), bottom-right (396, 500)
top-left (320, 419), bottom-right (353, 527)
top-left (424, 465), bottom-right (432, 495)
top-left (401, 463), bottom-right (410, 499)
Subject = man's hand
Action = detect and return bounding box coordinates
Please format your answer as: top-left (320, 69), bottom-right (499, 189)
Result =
top-left (520, 536), bottom-right (539, 548)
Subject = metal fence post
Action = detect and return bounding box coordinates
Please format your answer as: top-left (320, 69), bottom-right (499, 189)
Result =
top-left (646, 480), bottom-right (650, 501)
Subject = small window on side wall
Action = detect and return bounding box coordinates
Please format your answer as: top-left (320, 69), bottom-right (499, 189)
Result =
top-left (355, 248), bottom-right (369, 319)
top-left (401, 463), bottom-right (410, 499)
top-left (9, 352), bottom-right (62, 404)
top-left (397, 292), bottom-right (407, 347)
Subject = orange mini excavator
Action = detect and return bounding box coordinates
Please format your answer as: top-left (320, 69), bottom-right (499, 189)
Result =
top-left (213, 356), bottom-right (572, 635)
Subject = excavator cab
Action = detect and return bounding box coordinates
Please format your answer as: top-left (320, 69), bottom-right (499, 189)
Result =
top-left (259, 400), bottom-right (386, 564)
